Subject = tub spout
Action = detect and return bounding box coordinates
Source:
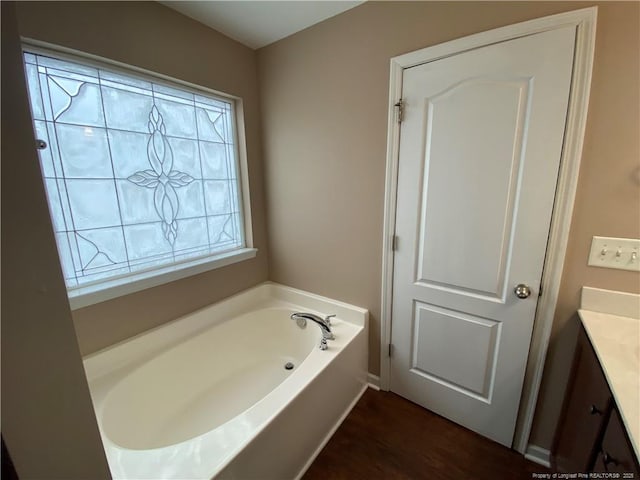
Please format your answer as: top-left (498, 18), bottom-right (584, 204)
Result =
top-left (291, 312), bottom-right (335, 349)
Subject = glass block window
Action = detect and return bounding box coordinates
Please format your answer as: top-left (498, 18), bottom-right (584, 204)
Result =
top-left (22, 50), bottom-right (246, 290)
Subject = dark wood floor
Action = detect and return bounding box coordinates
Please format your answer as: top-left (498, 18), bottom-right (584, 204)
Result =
top-left (303, 388), bottom-right (548, 480)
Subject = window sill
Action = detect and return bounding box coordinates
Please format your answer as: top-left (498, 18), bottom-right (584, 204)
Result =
top-left (68, 248), bottom-right (258, 310)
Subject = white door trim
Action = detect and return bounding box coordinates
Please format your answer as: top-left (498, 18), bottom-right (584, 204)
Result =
top-left (380, 7), bottom-right (597, 452)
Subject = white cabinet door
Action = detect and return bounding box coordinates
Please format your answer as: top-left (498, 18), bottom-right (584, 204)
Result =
top-left (390, 26), bottom-right (576, 446)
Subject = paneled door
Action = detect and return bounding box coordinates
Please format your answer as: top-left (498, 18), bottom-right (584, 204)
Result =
top-left (390, 26), bottom-right (576, 446)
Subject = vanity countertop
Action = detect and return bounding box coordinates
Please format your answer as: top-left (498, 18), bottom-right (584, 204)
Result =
top-left (578, 308), bottom-right (640, 461)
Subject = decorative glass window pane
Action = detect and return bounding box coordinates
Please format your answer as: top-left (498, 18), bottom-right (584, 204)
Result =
top-left (22, 50), bottom-right (246, 290)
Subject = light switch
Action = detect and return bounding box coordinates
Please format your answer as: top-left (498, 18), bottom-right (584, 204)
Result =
top-left (588, 236), bottom-right (640, 272)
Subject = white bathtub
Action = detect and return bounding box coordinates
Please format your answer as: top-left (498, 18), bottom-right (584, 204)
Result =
top-left (83, 282), bottom-right (368, 479)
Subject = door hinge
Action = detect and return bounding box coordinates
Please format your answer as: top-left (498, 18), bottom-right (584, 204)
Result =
top-left (392, 235), bottom-right (399, 251)
top-left (394, 99), bottom-right (404, 123)
top-left (539, 284), bottom-right (543, 296)
top-left (388, 343), bottom-right (393, 357)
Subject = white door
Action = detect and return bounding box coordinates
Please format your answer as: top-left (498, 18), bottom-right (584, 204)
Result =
top-left (390, 26), bottom-right (576, 446)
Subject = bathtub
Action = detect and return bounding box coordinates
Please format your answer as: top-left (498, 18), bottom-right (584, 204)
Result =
top-left (83, 282), bottom-right (368, 479)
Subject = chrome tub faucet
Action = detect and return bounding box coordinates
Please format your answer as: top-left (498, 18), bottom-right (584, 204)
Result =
top-left (291, 312), bottom-right (335, 350)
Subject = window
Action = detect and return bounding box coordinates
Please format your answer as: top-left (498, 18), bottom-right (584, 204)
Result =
top-left (22, 47), bottom-right (255, 308)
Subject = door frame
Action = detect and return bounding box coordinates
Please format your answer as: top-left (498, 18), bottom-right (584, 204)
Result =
top-left (379, 7), bottom-right (597, 455)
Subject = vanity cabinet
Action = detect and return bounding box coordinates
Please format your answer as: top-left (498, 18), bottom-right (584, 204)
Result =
top-left (552, 326), bottom-right (639, 475)
top-left (593, 408), bottom-right (639, 474)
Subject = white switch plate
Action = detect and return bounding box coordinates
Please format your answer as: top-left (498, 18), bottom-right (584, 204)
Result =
top-left (588, 236), bottom-right (640, 272)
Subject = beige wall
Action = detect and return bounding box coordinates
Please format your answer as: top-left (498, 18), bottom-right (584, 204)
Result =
top-left (1, 2), bottom-right (111, 477)
top-left (257, 1), bottom-right (640, 450)
top-left (15, 1), bottom-right (270, 355)
top-left (6, 0), bottom-right (638, 465)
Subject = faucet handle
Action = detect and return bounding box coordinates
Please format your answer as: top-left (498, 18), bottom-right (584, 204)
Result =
top-left (324, 314), bottom-right (336, 325)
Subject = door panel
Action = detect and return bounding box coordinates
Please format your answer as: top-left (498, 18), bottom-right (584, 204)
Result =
top-left (417, 78), bottom-right (530, 298)
top-left (390, 26), bottom-right (576, 446)
top-left (412, 302), bottom-right (500, 400)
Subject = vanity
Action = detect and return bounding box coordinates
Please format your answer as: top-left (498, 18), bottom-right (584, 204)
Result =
top-left (552, 288), bottom-right (640, 475)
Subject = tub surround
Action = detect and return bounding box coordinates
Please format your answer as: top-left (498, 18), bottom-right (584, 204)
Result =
top-left (83, 282), bottom-right (368, 479)
top-left (578, 287), bottom-right (640, 460)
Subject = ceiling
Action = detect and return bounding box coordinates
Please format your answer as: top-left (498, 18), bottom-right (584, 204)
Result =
top-left (161, 1), bottom-right (365, 50)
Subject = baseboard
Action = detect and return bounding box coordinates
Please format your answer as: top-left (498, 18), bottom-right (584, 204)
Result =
top-left (525, 444), bottom-right (551, 468)
top-left (294, 383), bottom-right (369, 480)
top-left (367, 373), bottom-right (381, 390)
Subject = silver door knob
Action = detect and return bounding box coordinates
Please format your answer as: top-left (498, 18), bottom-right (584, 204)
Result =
top-left (514, 284), bottom-right (531, 299)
